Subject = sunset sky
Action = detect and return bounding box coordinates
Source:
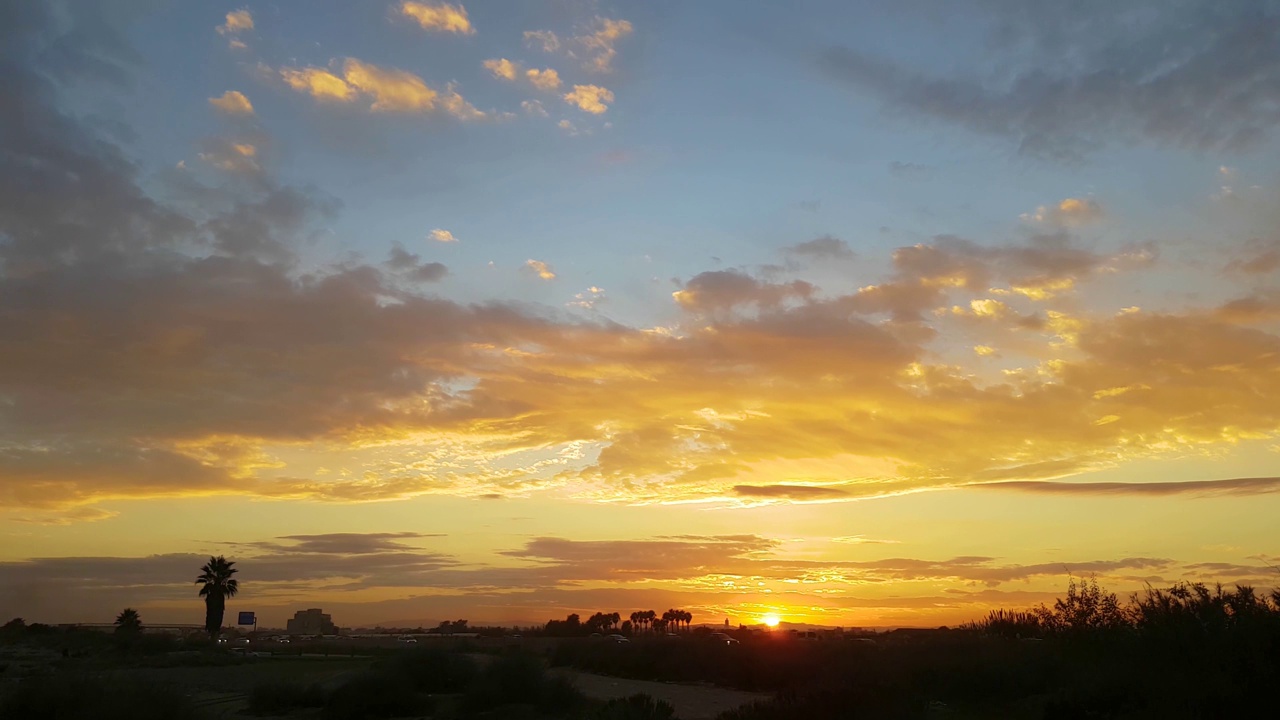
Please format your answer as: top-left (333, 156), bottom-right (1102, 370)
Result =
top-left (3, 1), bottom-right (1280, 630)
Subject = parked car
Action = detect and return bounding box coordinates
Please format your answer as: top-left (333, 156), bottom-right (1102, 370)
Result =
top-left (711, 632), bottom-right (740, 645)
top-left (607, 634), bottom-right (630, 643)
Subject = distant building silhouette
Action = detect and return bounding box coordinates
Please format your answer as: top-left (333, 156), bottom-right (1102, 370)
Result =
top-left (286, 608), bottom-right (336, 635)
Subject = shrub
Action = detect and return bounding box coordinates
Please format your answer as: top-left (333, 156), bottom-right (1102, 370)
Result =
top-left (323, 671), bottom-right (425, 720)
top-left (0, 673), bottom-right (198, 720)
top-left (460, 651), bottom-right (547, 713)
top-left (248, 680), bottom-right (325, 715)
top-left (588, 694), bottom-right (677, 720)
top-left (378, 645), bottom-right (478, 692)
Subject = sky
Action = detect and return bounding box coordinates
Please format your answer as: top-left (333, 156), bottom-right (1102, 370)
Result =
top-left (2, 0), bottom-right (1280, 630)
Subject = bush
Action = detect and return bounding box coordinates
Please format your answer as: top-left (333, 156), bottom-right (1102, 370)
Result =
top-left (588, 694), bottom-right (676, 720)
top-left (378, 645), bottom-right (478, 692)
top-left (461, 651), bottom-right (547, 713)
top-left (324, 671), bottom-right (426, 720)
top-left (0, 674), bottom-right (199, 720)
top-left (248, 680), bottom-right (325, 715)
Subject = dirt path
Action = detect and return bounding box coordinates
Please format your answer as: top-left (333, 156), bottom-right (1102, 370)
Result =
top-left (551, 669), bottom-right (771, 720)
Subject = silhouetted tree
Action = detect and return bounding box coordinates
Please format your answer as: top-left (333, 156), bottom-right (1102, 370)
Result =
top-left (2, 618), bottom-right (25, 632)
top-left (644, 610), bottom-right (656, 633)
top-left (114, 608), bottom-right (142, 635)
top-left (195, 555), bottom-right (239, 642)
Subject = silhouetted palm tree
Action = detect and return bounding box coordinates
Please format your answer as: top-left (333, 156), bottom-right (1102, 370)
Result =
top-left (662, 609), bottom-right (677, 632)
top-left (115, 608), bottom-right (142, 635)
top-left (644, 610), bottom-right (656, 633)
top-left (630, 611), bottom-right (642, 633)
top-left (682, 609), bottom-right (693, 630)
top-left (195, 556), bottom-right (239, 642)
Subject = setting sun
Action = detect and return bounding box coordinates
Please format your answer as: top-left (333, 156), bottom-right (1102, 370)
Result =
top-left (762, 614), bottom-right (781, 628)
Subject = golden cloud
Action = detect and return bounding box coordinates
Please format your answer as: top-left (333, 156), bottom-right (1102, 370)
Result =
top-left (483, 58), bottom-right (519, 81)
top-left (429, 228), bottom-right (458, 243)
top-left (398, 1), bottom-right (474, 35)
top-left (1022, 197), bottom-right (1105, 226)
top-left (197, 139), bottom-right (260, 174)
top-left (278, 59), bottom-right (484, 119)
top-left (525, 259), bottom-right (557, 280)
top-left (523, 30), bottom-right (561, 53)
top-left (343, 58), bottom-right (439, 112)
top-left (209, 90), bottom-right (254, 116)
top-left (564, 84), bottom-right (614, 114)
top-left (218, 9), bottom-right (253, 35)
top-left (280, 67), bottom-right (355, 102)
top-left (526, 68), bottom-right (561, 90)
top-left (578, 17), bottom-right (632, 73)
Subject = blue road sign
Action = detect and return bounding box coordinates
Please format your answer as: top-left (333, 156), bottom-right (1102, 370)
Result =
top-left (237, 611), bottom-right (256, 626)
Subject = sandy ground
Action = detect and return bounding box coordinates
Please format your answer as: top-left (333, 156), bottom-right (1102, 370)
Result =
top-left (552, 668), bottom-right (771, 720)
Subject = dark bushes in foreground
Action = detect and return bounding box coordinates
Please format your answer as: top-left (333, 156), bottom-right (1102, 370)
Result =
top-left (0, 673), bottom-right (199, 720)
top-left (247, 680), bottom-right (325, 715)
top-left (323, 670), bottom-right (426, 720)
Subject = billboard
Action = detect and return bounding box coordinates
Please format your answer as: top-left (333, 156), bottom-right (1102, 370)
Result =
top-left (237, 611), bottom-right (256, 626)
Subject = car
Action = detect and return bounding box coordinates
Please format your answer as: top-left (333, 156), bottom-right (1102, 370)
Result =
top-left (606, 634), bottom-right (629, 643)
top-left (397, 637), bottom-right (417, 643)
top-left (711, 632), bottom-right (739, 645)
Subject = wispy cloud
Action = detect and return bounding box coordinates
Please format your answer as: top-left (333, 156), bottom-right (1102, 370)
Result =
top-left (279, 59), bottom-right (485, 119)
top-left (974, 477), bottom-right (1280, 498)
top-left (208, 90), bottom-right (254, 116)
top-left (397, 1), bottom-right (474, 35)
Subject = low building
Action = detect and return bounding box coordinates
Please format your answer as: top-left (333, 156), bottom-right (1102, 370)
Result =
top-left (286, 608), bottom-right (337, 635)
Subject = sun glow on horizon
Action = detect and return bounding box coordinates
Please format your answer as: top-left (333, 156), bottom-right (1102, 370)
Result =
top-left (762, 613), bottom-right (781, 627)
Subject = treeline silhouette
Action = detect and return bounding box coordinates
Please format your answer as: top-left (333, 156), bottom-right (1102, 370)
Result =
top-left (551, 578), bottom-right (1280, 719)
top-left (544, 608), bottom-right (694, 636)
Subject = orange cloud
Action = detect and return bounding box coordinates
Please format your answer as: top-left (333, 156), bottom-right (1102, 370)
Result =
top-left (1022, 197), bottom-right (1105, 226)
top-left (198, 139), bottom-right (260, 174)
top-left (578, 17), bottom-right (632, 73)
top-left (209, 90), bottom-right (254, 116)
top-left (278, 59), bottom-right (484, 119)
top-left (564, 84), bottom-right (614, 114)
top-left (280, 67), bottom-right (355, 102)
top-left (526, 68), bottom-right (561, 90)
top-left (218, 9), bottom-right (253, 35)
top-left (483, 58), bottom-right (519, 81)
top-left (398, 1), bottom-right (474, 35)
top-left (525, 259), bottom-right (557, 280)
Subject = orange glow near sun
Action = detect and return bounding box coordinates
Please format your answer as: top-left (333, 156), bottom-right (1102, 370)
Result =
top-left (762, 613), bottom-right (781, 627)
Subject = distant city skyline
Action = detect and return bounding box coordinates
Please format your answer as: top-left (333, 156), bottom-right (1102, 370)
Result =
top-left (2, 1), bottom-right (1279, 629)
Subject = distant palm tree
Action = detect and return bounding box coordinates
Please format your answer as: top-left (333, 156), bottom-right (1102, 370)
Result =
top-left (644, 610), bottom-right (657, 634)
top-left (682, 610), bottom-right (693, 630)
top-left (662, 609), bottom-right (677, 632)
top-left (115, 608), bottom-right (142, 635)
top-left (195, 556), bottom-right (239, 642)
top-left (608, 612), bottom-right (620, 631)
top-left (630, 611), bottom-right (642, 633)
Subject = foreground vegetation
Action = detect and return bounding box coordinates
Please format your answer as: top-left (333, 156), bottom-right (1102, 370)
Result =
top-left (557, 579), bottom-right (1280, 719)
top-left (3, 579), bottom-right (1278, 719)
